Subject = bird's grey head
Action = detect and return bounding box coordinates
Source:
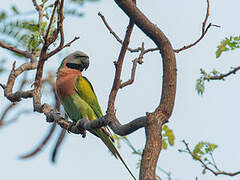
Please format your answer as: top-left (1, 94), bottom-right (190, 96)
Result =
top-left (64, 51), bottom-right (89, 72)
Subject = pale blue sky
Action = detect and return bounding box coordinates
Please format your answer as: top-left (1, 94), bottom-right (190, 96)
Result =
top-left (0, 0), bottom-right (240, 180)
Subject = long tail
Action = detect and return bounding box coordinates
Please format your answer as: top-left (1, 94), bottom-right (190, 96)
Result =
top-left (95, 128), bottom-right (136, 180)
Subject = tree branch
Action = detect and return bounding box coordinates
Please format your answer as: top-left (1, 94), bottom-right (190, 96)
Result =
top-left (0, 103), bottom-right (17, 126)
top-left (174, 0), bottom-right (220, 53)
top-left (0, 61), bottom-right (37, 102)
top-left (19, 122), bottom-right (57, 159)
top-left (0, 41), bottom-right (35, 61)
top-left (182, 140), bottom-right (240, 177)
top-left (51, 128), bottom-right (67, 163)
top-left (205, 66), bottom-right (240, 80)
top-left (98, 12), bottom-right (141, 53)
top-left (113, 1), bottom-right (177, 180)
top-left (106, 1), bottom-right (135, 126)
top-left (120, 42), bottom-right (144, 89)
top-left (32, 0), bottom-right (43, 27)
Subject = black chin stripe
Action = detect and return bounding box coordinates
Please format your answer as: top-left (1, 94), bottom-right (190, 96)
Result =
top-left (66, 63), bottom-right (81, 70)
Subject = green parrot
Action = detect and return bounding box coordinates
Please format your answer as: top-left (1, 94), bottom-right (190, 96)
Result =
top-left (56, 51), bottom-right (135, 180)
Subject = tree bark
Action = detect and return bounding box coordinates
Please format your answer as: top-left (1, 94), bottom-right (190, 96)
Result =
top-left (114, 1), bottom-right (177, 179)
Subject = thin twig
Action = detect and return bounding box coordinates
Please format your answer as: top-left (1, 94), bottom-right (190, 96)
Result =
top-left (120, 42), bottom-right (144, 88)
top-left (32, 0), bottom-right (43, 27)
top-left (0, 41), bottom-right (34, 60)
top-left (1, 109), bottom-right (31, 127)
top-left (46, 36), bottom-right (80, 59)
top-left (107, 12), bottom-right (135, 117)
top-left (205, 66), bottom-right (240, 80)
top-left (98, 12), bottom-right (141, 53)
top-left (182, 140), bottom-right (240, 177)
top-left (0, 103), bottom-right (17, 125)
top-left (174, 0), bottom-right (220, 53)
top-left (44, 0), bottom-right (58, 43)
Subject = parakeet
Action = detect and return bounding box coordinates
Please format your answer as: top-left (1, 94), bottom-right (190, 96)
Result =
top-left (56, 51), bottom-right (136, 180)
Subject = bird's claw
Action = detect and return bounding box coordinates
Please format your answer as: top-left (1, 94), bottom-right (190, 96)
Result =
top-left (81, 130), bottom-right (87, 138)
top-left (76, 120), bottom-right (87, 138)
top-left (67, 122), bottom-right (76, 133)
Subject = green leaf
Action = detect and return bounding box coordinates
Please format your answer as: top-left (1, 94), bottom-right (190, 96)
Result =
top-left (162, 139), bottom-right (168, 150)
top-left (162, 125), bottom-right (175, 149)
top-left (216, 35), bottom-right (240, 58)
top-left (22, 22), bottom-right (39, 32)
top-left (0, 11), bottom-right (6, 21)
top-left (11, 5), bottom-right (20, 14)
top-left (196, 78), bottom-right (205, 95)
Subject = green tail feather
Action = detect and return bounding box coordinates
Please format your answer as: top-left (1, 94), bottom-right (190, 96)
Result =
top-left (95, 129), bottom-right (136, 180)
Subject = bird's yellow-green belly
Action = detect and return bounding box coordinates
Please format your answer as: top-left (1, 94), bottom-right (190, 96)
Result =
top-left (62, 94), bottom-right (97, 122)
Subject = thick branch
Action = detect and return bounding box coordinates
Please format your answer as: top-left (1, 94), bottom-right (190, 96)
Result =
top-left (109, 116), bottom-right (147, 136)
top-left (1, 61), bottom-right (37, 102)
top-left (114, 1), bottom-right (177, 180)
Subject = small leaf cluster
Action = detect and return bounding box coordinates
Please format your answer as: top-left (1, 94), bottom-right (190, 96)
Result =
top-left (0, 7), bottom-right (46, 53)
top-left (216, 35), bottom-right (240, 58)
top-left (162, 125), bottom-right (175, 150)
top-left (179, 141), bottom-right (219, 175)
top-left (196, 68), bottom-right (222, 95)
top-left (192, 141), bottom-right (218, 160)
top-left (0, 0), bottom-right (100, 56)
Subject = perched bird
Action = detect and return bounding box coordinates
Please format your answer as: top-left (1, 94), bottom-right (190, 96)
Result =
top-left (56, 51), bottom-right (135, 180)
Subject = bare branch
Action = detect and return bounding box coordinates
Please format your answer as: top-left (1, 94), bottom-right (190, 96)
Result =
top-left (109, 116), bottom-right (147, 136)
top-left (120, 42), bottom-right (144, 89)
top-left (46, 36), bottom-right (80, 59)
top-left (174, 0), bottom-right (220, 53)
top-left (19, 122), bottom-right (57, 159)
top-left (107, 11), bottom-right (135, 119)
top-left (32, 0), bottom-right (43, 27)
top-left (182, 140), bottom-right (240, 177)
top-left (51, 128), bottom-right (66, 163)
top-left (1, 61), bottom-right (37, 102)
top-left (205, 66), bottom-right (240, 80)
top-left (98, 12), bottom-right (142, 53)
top-left (2, 109), bottom-right (31, 127)
top-left (114, 1), bottom-right (177, 180)
top-left (0, 41), bottom-right (34, 60)
top-left (44, 0), bottom-right (58, 43)
top-left (33, 0), bottom-right (64, 112)
top-left (0, 103), bottom-right (17, 125)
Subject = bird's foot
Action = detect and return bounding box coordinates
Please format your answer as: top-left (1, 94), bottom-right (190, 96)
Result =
top-left (76, 120), bottom-right (87, 138)
top-left (67, 122), bottom-right (76, 133)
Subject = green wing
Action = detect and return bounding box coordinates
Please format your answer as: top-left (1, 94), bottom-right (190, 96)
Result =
top-left (75, 75), bottom-right (103, 119)
top-left (74, 75), bottom-right (136, 180)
